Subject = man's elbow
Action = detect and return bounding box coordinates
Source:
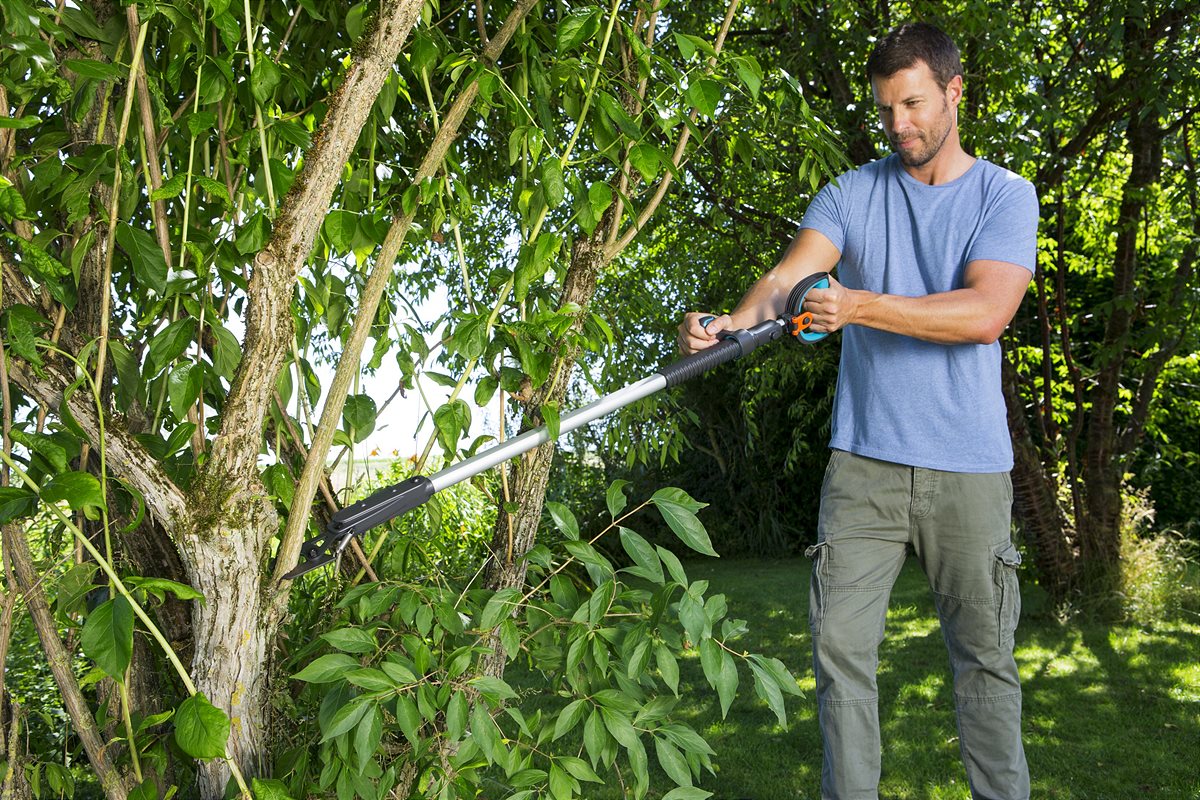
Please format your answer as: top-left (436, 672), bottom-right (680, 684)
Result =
top-left (969, 317), bottom-right (1010, 345)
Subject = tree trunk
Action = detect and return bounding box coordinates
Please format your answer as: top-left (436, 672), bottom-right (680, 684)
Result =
top-left (1002, 357), bottom-right (1076, 599)
top-left (479, 229), bottom-right (606, 679)
top-left (1078, 67), bottom-right (1163, 584)
top-left (178, 477), bottom-right (278, 795)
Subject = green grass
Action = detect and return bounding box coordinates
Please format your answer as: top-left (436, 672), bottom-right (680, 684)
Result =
top-left (532, 557), bottom-right (1200, 800)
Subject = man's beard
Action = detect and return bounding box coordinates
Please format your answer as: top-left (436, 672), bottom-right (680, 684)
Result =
top-left (892, 101), bottom-right (954, 167)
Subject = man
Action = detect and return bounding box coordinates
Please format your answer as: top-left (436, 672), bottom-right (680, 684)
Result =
top-left (678, 23), bottom-right (1036, 800)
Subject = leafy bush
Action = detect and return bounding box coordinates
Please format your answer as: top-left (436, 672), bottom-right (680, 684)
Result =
top-left (276, 481), bottom-right (801, 800)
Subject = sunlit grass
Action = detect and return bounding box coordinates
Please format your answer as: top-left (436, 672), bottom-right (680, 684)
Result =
top-left (530, 556), bottom-right (1200, 799)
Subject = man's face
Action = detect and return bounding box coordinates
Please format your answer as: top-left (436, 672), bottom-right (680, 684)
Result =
top-left (871, 62), bottom-right (961, 168)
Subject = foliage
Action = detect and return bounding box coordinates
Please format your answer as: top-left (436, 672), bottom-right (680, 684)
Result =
top-left (277, 482), bottom-right (799, 800)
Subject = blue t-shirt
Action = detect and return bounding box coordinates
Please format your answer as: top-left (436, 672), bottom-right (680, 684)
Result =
top-left (799, 155), bottom-right (1038, 472)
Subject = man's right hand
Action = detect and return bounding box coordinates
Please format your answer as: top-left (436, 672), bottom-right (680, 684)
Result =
top-left (678, 312), bottom-right (734, 355)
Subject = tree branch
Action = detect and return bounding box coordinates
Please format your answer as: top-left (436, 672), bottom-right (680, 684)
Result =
top-left (213, 0), bottom-right (426, 481)
top-left (605, 0), bottom-right (741, 261)
top-left (6, 358), bottom-right (187, 527)
top-left (5, 521), bottom-right (130, 799)
top-left (271, 0), bottom-right (542, 587)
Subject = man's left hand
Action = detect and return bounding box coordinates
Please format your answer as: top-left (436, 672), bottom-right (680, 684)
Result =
top-left (803, 276), bottom-right (859, 333)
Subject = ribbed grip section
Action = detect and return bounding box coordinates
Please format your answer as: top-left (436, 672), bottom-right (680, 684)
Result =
top-left (660, 339), bottom-right (743, 387)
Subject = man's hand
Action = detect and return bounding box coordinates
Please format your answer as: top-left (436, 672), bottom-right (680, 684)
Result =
top-left (678, 312), bottom-right (733, 354)
top-left (801, 275), bottom-right (859, 334)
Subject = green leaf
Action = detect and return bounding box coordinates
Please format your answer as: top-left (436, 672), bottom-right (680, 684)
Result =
top-left (174, 692), bottom-right (230, 760)
top-left (150, 172), bottom-right (186, 202)
top-left (341, 394), bottom-right (377, 443)
top-left (81, 597), bottom-right (133, 679)
top-left (323, 210), bottom-right (358, 254)
top-left (291, 653), bottom-right (357, 683)
top-left (55, 563), bottom-right (98, 619)
top-left (0, 116), bottom-right (40, 129)
top-left (749, 654), bottom-right (802, 697)
top-left (655, 737), bottom-right (692, 787)
top-left (251, 55), bottom-right (282, 105)
top-left (733, 55), bottom-right (763, 99)
top-left (541, 401), bottom-right (560, 441)
top-left (656, 546), bottom-right (689, 586)
top-left (656, 644), bottom-right (680, 696)
top-left (235, 212), bottom-right (270, 255)
top-left (251, 778), bottom-right (296, 800)
top-left (749, 660), bottom-right (788, 729)
top-left (715, 650), bottom-right (739, 717)
top-left (588, 181), bottom-right (613, 216)
top-left (320, 627), bottom-right (378, 654)
top-left (619, 527), bottom-right (663, 584)
top-left (480, 587), bottom-right (521, 629)
top-left (116, 223), bottom-right (168, 295)
top-left (662, 788), bottom-right (713, 800)
top-left (353, 705), bottom-right (383, 771)
top-left (126, 577), bottom-right (205, 603)
top-left (148, 318), bottom-right (197, 373)
top-left (673, 31), bottom-right (697, 61)
top-left (0, 487), bottom-right (37, 524)
top-left (42, 471), bottom-right (104, 514)
top-left (445, 691), bottom-right (468, 740)
top-left (653, 489), bottom-right (716, 557)
top-left (556, 8), bottom-right (600, 54)
top-left (345, 668), bottom-right (394, 692)
top-left (685, 79), bottom-right (723, 118)
top-left (545, 501), bottom-right (579, 540)
top-left (167, 362), bottom-right (203, 420)
top-left (559, 755), bottom-right (602, 783)
top-left (321, 696), bottom-right (371, 741)
top-left (541, 158), bottom-right (565, 207)
top-left (627, 144), bottom-right (660, 183)
top-left (64, 58), bottom-right (127, 81)
top-left (468, 676), bottom-right (519, 703)
top-left (394, 695), bottom-right (420, 746)
top-left (195, 175), bottom-right (230, 206)
top-left (606, 480), bottom-right (629, 518)
top-left (433, 399), bottom-right (470, 453)
top-left (553, 698), bottom-right (588, 741)
top-left (0, 181), bottom-right (28, 223)
top-left (211, 321), bottom-right (242, 380)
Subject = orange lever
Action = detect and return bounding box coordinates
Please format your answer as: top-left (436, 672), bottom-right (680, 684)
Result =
top-left (790, 312), bottom-right (814, 337)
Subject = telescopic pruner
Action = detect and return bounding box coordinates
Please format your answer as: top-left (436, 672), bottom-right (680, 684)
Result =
top-left (282, 272), bottom-right (832, 579)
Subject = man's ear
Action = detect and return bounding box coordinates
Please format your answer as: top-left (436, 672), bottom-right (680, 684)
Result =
top-left (947, 74), bottom-right (964, 107)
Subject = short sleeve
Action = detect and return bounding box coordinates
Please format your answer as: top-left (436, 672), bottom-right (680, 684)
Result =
top-left (967, 175), bottom-right (1039, 273)
top-left (798, 175), bottom-right (850, 253)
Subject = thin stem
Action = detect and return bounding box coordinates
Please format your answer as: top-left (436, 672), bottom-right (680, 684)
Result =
top-left (244, 0), bottom-right (277, 211)
top-left (94, 21), bottom-right (151, 400)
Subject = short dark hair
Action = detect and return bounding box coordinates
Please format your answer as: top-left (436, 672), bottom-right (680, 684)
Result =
top-left (866, 23), bottom-right (963, 90)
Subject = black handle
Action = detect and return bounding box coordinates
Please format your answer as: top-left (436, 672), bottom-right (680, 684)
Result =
top-left (660, 319), bottom-right (784, 388)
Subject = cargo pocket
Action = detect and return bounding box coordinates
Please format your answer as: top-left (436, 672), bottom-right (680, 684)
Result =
top-left (992, 542), bottom-right (1022, 647)
top-left (805, 540), bottom-right (829, 636)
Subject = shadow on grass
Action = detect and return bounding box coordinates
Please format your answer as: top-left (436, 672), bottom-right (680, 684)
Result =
top-left (517, 557), bottom-right (1200, 800)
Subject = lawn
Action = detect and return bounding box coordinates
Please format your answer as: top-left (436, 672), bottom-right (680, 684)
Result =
top-left (537, 557), bottom-right (1200, 800)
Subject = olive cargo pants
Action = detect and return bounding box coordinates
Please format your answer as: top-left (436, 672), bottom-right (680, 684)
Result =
top-left (806, 450), bottom-right (1029, 800)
